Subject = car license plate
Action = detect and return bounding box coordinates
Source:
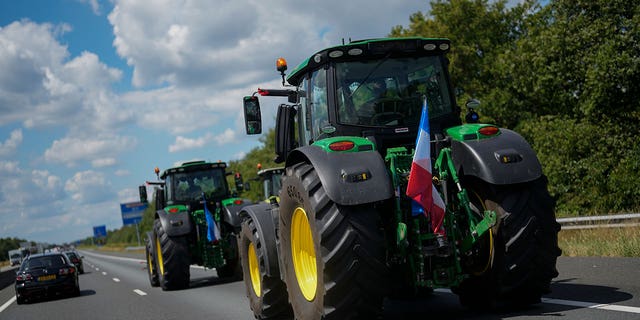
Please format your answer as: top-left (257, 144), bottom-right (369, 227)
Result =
top-left (38, 274), bottom-right (56, 281)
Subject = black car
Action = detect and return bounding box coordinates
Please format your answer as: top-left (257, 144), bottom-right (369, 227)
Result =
top-left (15, 252), bottom-right (80, 304)
top-left (64, 251), bottom-right (84, 274)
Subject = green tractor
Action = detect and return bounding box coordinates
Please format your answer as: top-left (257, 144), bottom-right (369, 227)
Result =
top-left (238, 37), bottom-right (561, 319)
top-left (141, 160), bottom-right (252, 290)
top-left (254, 164), bottom-right (284, 203)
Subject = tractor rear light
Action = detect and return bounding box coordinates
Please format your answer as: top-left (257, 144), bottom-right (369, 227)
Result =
top-left (257, 88), bottom-right (270, 96)
top-left (168, 207), bottom-right (179, 213)
top-left (478, 126), bottom-right (500, 136)
top-left (329, 141), bottom-right (355, 151)
top-left (234, 199), bottom-right (244, 205)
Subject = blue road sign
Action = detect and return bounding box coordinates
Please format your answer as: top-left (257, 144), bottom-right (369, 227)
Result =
top-left (120, 202), bottom-right (148, 226)
top-left (93, 225), bottom-right (107, 238)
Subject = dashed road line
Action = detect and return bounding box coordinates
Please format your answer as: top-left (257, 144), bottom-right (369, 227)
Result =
top-left (133, 289), bottom-right (147, 296)
top-left (102, 271), bottom-right (107, 276)
top-left (112, 278), bottom-right (120, 282)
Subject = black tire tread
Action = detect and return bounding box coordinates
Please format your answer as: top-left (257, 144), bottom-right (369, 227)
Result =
top-left (281, 162), bottom-right (388, 320)
top-left (239, 217), bottom-right (292, 319)
top-left (155, 219), bottom-right (190, 290)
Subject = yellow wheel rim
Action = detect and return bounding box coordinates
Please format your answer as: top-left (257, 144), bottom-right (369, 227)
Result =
top-left (291, 207), bottom-right (317, 301)
top-left (155, 236), bottom-right (164, 276)
top-left (147, 250), bottom-right (154, 274)
top-left (248, 243), bottom-right (261, 296)
top-left (469, 191), bottom-right (494, 275)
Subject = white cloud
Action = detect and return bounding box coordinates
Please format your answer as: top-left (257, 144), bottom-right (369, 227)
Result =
top-left (214, 128), bottom-right (237, 145)
top-left (169, 133), bottom-right (212, 153)
top-left (92, 157), bottom-right (117, 168)
top-left (32, 169), bottom-right (62, 191)
top-left (77, 0), bottom-right (101, 15)
top-left (64, 170), bottom-right (114, 204)
top-left (44, 135), bottom-right (136, 166)
top-left (0, 129), bottom-right (22, 156)
top-left (115, 169), bottom-right (130, 176)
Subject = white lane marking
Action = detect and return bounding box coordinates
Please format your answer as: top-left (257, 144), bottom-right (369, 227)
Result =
top-left (434, 289), bottom-right (640, 315)
top-left (0, 296), bottom-right (16, 313)
top-left (102, 272), bottom-right (107, 276)
top-left (133, 289), bottom-right (147, 296)
top-left (542, 298), bottom-right (640, 314)
top-left (95, 268), bottom-right (100, 271)
top-left (112, 278), bottom-right (120, 282)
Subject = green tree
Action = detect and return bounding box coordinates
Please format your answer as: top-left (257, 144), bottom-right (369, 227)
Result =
top-left (391, 0), bottom-right (640, 215)
top-left (229, 128), bottom-right (279, 202)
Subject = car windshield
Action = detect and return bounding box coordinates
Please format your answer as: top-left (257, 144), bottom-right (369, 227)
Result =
top-left (334, 56), bottom-right (452, 127)
top-left (22, 255), bottom-right (67, 270)
top-left (171, 169), bottom-right (227, 202)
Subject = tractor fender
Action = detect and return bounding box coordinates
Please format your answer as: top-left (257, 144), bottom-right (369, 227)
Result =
top-left (450, 128), bottom-right (542, 185)
top-left (239, 203), bottom-right (280, 277)
top-left (156, 209), bottom-right (192, 237)
top-left (286, 145), bottom-right (394, 206)
top-left (221, 199), bottom-right (252, 230)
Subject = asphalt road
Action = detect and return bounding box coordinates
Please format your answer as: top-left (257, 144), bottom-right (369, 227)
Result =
top-left (1, 251), bottom-right (638, 320)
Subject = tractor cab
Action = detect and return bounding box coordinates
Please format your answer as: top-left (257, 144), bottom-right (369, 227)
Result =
top-left (257, 166), bottom-right (284, 202)
top-left (142, 161), bottom-right (243, 210)
top-left (243, 38), bottom-right (462, 159)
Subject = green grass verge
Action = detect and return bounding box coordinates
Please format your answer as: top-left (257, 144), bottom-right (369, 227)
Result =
top-left (559, 226), bottom-right (640, 257)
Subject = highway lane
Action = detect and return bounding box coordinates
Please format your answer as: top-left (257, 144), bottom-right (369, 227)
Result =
top-left (0, 252), bottom-right (638, 319)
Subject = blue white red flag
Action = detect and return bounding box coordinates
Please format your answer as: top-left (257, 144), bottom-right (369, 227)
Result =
top-left (203, 193), bottom-right (221, 242)
top-left (405, 96), bottom-right (447, 235)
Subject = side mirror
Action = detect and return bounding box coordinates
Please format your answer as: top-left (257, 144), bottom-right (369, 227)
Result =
top-left (465, 99), bottom-right (481, 123)
top-left (138, 185), bottom-right (148, 203)
top-left (243, 96), bottom-right (262, 135)
top-left (234, 172), bottom-right (244, 192)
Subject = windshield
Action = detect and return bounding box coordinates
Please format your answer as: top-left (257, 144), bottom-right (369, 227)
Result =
top-left (335, 56), bottom-right (452, 127)
top-left (22, 255), bottom-right (67, 270)
top-left (170, 169), bottom-right (228, 202)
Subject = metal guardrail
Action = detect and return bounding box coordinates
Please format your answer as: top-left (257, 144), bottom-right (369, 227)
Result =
top-left (557, 213), bottom-right (640, 230)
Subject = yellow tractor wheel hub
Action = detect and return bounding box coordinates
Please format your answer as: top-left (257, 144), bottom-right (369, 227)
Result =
top-left (291, 207), bottom-right (317, 301)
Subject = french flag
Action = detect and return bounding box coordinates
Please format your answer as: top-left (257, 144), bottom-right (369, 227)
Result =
top-left (405, 97), bottom-right (447, 236)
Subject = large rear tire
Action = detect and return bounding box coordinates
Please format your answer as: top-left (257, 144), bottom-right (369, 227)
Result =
top-left (145, 233), bottom-right (160, 287)
top-left (279, 163), bottom-right (388, 320)
top-left (154, 219), bottom-right (190, 290)
top-left (456, 176), bottom-right (561, 308)
top-left (239, 216), bottom-right (292, 319)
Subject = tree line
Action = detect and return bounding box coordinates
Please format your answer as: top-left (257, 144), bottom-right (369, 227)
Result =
top-left (390, 0), bottom-right (639, 215)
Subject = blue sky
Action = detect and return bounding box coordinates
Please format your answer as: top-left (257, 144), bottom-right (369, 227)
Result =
top-left (0, 0), bottom-right (429, 244)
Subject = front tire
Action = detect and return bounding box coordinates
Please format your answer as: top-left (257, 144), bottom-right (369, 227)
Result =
top-left (279, 163), bottom-right (388, 320)
top-left (456, 176), bottom-right (561, 308)
top-left (154, 219), bottom-right (190, 290)
top-left (239, 216), bottom-right (291, 319)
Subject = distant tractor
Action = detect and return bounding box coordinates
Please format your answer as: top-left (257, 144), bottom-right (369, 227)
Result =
top-left (238, 37), bottom-right (561, 319)
top-left (254, 164), bottom-right (284, 203)
top-left (140, 161), bottom-right (252, 290)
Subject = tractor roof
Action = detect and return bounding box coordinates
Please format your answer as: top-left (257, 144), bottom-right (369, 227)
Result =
top-left (286, 37), bottom-right (450, 86)
top-left (160, 161), bottom-right (227, 179)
